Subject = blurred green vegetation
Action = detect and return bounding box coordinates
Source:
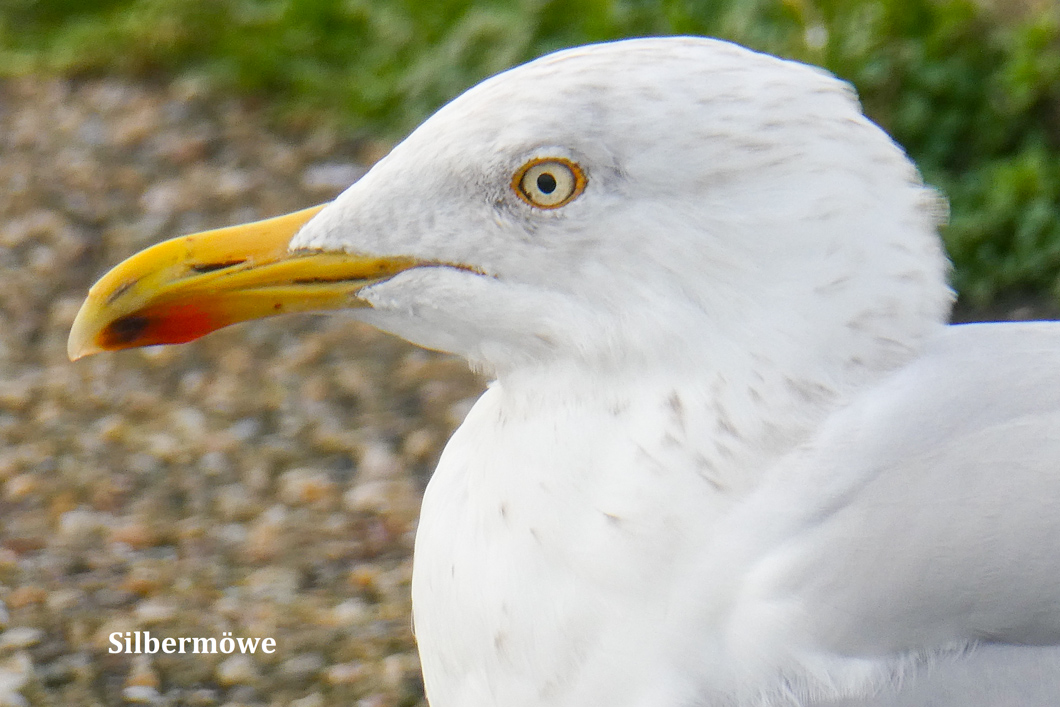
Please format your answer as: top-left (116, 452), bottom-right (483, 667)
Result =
top-left (1, 0), bottom-right (1059, 306)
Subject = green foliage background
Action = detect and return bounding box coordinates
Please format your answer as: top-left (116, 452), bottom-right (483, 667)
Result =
top-left (2, 0), bottom-right (1058, 306)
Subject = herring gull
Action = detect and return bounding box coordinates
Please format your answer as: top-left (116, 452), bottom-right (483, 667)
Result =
top-left (68, 37), bottom-right (1060, 706)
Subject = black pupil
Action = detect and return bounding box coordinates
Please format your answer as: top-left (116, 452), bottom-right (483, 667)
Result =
top-left (536, 172), bottom-right (558, 194)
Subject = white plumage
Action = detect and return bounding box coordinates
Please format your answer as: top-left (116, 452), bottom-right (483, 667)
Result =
top-left (289, 37), bottom-right (1060, 706)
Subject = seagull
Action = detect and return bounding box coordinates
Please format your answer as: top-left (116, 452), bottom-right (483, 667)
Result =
top-left (68, 36), bottom-right (1060, 707)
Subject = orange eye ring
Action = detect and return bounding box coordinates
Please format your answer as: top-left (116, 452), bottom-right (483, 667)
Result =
top-left (512, 157), bottom-right (587, 209)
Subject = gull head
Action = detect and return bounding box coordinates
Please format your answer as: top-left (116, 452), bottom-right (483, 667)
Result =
top-left (70, 37), bottom-right (952, 388)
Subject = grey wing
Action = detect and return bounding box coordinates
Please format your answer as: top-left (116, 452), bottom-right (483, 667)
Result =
top-left (755, 322), bottom-right (1060, 703)
top-left (821, 643), bottom-right (1060, 706)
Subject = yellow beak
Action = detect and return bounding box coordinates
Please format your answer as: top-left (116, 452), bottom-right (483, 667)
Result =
top-left (68, 204), bottom-right (423, 360)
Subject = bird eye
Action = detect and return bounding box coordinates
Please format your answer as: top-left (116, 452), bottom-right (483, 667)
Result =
top-left (512, 158), bottom-right (586, 209)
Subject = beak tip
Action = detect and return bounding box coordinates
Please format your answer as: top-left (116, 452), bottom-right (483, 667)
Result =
top-left (67, 342), bottom-right (88, 362)
top-left (68, 304), bottom-right (101, 361)
top-left (67, 343), bottom-right (93, 362)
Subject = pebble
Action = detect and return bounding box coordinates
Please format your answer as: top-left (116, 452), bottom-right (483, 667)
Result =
top-left (244, 567), bottom-right (300, 604)
top-left (243, 505), bottom-right (288, 562)
top-left (5, 589), bottom-right (44, 613)
top-left (57, 508), bottom-right (112, 539)
top-left (3, 475), bottom-right (38, 503)
top-left (0, 693), bottom-right (25, 707)
top-left (280, 652), bottom-right (324, 679)
top-left (110, 521), bottom-right (158, 550)
top-left (357, 442), bottom-right (402, 480)
top-left (278, 468), bottom-right (336, 507)
top-left (214, 484), bottom-right (256, 522)
top-left (122, 685), bottom-right (161, 704)
top-left (0, 652), bottom-right (32, 702)
top-left (125, 655), bottom-right (160, 689)
top-left (185, 688), bottom-right (220, 706)
top-left (0, 382), bottom-right (34, 413)
top-left (134, 600), bottom-right (177, 624)
top-left (290, 691), bottom-right (325, 707)
top-left (382, 653), bottom-right (409, 690)
top-left (45, 589), bottom-right (80, 613)
top-left (344, 479), bottom-right (418, 518)
top-left (327, 599), bottom-right (369, 627)
top-left (325, 660), bottom-right (366, 685)
top-left (0, 629), bottom-right (42, 651)
top-left (215, 655), bottom-right (258, 686)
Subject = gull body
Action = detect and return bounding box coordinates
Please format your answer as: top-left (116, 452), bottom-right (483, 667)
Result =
top-left (69, 37), bottom-right (1060, 706)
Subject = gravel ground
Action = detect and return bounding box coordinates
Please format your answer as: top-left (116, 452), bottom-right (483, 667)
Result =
top-left (0, 76), bottom-right (485, 706)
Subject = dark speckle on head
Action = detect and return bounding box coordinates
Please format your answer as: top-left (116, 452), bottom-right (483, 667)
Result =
top-left (667, 391), bottom-right (685, 433)
top-left (694, 453), bottom-right (726, 492)
top-left (104, 315), bottom-right (150, 346)
top-left (713, 400), bottom-right (739, 438)
top-left (667, 391), bottom-right (683, 415)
